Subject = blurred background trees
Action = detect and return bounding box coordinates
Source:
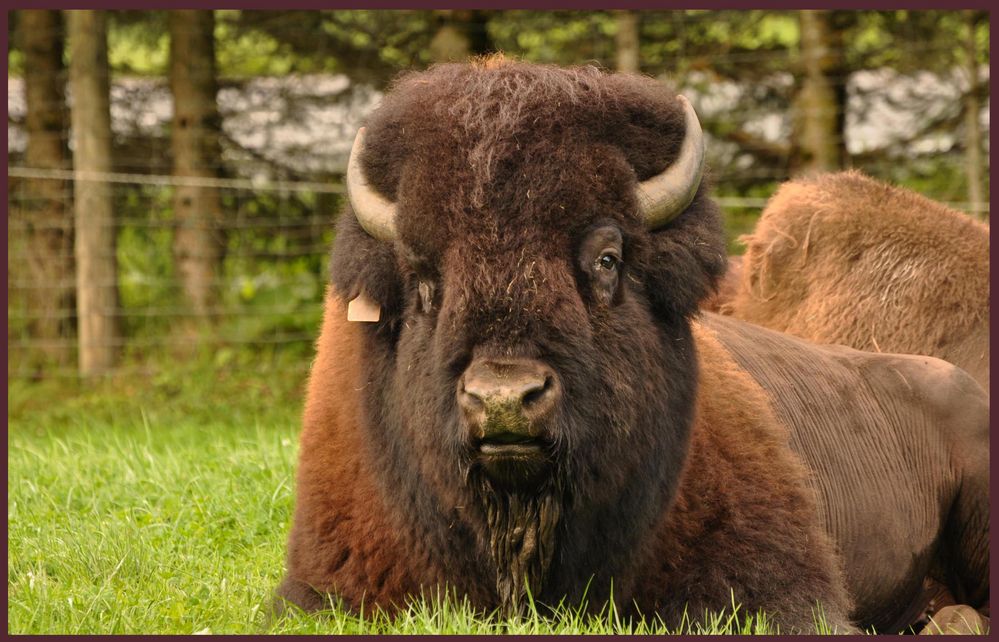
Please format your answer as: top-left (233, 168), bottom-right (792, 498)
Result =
top-left (15, 10), bottom-right (73, 368)
top-left (6, 9), bottom-right (990, 380)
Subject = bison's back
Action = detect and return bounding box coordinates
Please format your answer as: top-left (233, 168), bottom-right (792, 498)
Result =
top-left (699, 312), bottom-right (989, 631)
top-left (728, 171), bottom-right (989, 390)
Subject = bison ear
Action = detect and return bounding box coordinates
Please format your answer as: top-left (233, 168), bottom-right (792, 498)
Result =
top-left (329, 207), bottom-right (403, 327)
top-left (633, 189), bottom-right (728, 321)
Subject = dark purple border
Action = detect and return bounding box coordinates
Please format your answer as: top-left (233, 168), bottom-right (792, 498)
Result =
top-left (3, 7), bottom-right (10, 640)
top-left (0, 2), bottom-right (996, 9)
top-left (4, 5), bottom-right (994, 640)
top-left (990, 12), bottom-right (995, 634)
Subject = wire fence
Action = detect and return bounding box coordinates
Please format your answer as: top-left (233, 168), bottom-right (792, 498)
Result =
top-left (8, 159), bottom-right (988, 381)
top-left (7, 10), bottom-right (991, 380)
top-left (7, 169), bottom-right (339, 380)
top-left (9, 165), bottom-right (992, 214)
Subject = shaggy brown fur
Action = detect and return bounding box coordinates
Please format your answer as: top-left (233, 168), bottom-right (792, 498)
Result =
top-left (281, 60), bottom-right (874, 632)
top-left (726, 170), bottom-right (989, 390)
top-left (279, 292), bottom-right (443, 612)
top-left (281, 293), bottom-right (855, 632)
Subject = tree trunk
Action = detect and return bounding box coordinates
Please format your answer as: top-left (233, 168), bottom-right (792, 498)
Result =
top-left (16, 10), bottom-right (74, 369)
top-left (169, 10), bottom-right (224, 317)
top-left (429, 10), bottom-right (493, 62)
top-left (963, 10), bottom-right (985, 220)
top-left (614, 11), bottom-right (640, 74)
top-left (67, 10), bottom-right (119, 376)
top-left (792, 10), bottom-right (847, 175)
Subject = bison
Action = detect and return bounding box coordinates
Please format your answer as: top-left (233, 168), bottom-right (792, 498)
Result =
top-left (277, 59), bottom-right (987, 633)
top-left (725, 171), bottom-right (989, 391)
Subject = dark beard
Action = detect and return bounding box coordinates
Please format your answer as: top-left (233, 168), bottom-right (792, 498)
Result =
top-left (474, 477), bottom-right (565, 616)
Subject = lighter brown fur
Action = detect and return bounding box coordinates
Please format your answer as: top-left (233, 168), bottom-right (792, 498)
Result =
top-left (727, 170), bottom-right (989, 390)
top-left (280, 290), bottom-right (431, 611)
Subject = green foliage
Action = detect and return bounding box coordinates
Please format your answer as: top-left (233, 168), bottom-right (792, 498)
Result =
top-left (216, 10), bottom-right (438, 82)
top-left (844, 10), bottom-right (988, 71)
top-left (9, 47), bottom-right (25, 75)
top-left (641, 11), bottom-right (799, 79)
top-left (489, 11), bottom-right (616, 66)
top-left (753, 13), bottom-right (799, 49)
top-left (319, 10), bottom-right (435, 71)
top-left (115, 185), bottom-right (177, 338)
top-left (214, 12), bottom-right (299, 77)
top-left (10, 9), bottom-right (990, 80)
top-left (487, 10), bottom-right (799, 77)
top-left (103, 185), bottom-right (332, 363)
top-left (216, 191), bottom-right (334, 347)
top-left (107, 12), bottom-right (169, 75)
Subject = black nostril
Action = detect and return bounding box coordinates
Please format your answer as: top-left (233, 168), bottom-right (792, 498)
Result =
top-left (522, 375), bottom-right (553, 407)
top-left (461, 385), bottom-right (481, 404)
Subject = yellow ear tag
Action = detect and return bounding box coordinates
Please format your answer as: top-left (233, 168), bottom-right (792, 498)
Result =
top-left (347, 292), bottom-right (381, 323)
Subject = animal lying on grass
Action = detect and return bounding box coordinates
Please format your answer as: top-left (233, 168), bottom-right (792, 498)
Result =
top-left (725, 170), bottom-right (989, 392)
top-left (277, 59), bottom-right (989, 633)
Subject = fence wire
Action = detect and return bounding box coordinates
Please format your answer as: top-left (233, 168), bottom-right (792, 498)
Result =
top-left (7, 170), bottom-right (339, 379)
top-left (6, 11), bottom-right (990, 379)
top-left (8, 161), bottom-right (988, 380)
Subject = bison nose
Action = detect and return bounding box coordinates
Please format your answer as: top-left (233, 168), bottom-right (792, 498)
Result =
top-left (458, 358), bottom-right (559, 440)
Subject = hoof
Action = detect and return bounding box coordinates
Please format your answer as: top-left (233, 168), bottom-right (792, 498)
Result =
top-left (919, 605), bottom-right (989, 635)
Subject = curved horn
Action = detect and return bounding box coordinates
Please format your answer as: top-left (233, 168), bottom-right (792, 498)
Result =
top-left (637, 95), bottom-right (705, 229)
top-left (347, 127), bottom-right (399, 242)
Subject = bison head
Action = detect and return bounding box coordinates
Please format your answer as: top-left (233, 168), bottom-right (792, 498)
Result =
top-left (328, 59), bottom-right (727, 613)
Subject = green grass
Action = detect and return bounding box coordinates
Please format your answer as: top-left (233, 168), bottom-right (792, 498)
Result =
top-left (9, 357), bottom-right (834, 634)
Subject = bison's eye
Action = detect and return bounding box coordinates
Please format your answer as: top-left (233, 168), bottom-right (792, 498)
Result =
top-left (597, 252), bottom-right (621, 271)
top-left (578, 224), bottom-right (624, 307)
